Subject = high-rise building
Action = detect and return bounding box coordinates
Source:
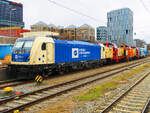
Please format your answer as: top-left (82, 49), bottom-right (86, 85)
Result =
top-left (96, 26), bottom-right (107, 42)
top-left (107, 8), bottom-right (133, 46)
top-left (0, 0), bottom-right (24, 28)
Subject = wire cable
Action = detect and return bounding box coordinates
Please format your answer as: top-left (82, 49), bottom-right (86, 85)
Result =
top-left (47, 0), bottom-right (105, 24)
top-left (139, 0), bottom-right (150, 14)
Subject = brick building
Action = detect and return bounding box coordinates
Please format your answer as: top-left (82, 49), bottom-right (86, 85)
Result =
top-left (31, 22), bottom-right (95, 42)
top-left (60, 24), bottom-right (95, 41)
top-left (30, 21), bottom-right (60, 33)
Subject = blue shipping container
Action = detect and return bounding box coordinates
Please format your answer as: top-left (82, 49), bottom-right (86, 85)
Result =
top-left (54, 40), bottom-right (101, 63)
top-left (0, 44), bottom-right (13, 59)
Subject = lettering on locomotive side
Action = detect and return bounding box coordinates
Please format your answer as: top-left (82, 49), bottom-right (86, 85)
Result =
top-left (72, 48), bottom-right (91, 58)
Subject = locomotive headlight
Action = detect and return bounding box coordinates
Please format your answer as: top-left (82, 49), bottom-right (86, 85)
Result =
top-left (15, 55), bottom-right (18, 59)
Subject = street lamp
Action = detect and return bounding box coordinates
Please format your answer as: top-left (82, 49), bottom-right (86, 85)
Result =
top-left (10, 8), bottom-right (16, 38)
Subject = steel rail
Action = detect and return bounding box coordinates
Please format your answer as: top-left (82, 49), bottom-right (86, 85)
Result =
top-left (0, 58), bottom-right (149, 90)
top-left (0, 57), bottom-right (149, 89)
top-left (0, 60), bottom-right (149, 113)
top-left (0, 59), bottom-right (148, 104)
top-left (0, 79), bottom-right (19, 85)
top-left (100, 71), bottom-right (150, 113)
top-left (142, 98), bottom-right (150, 113)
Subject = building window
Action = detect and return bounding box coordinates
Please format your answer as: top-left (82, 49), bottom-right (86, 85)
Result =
top-left (126, 30), bottom-right (128, 34)
top-left (110, 17), bottom-right (112, 22)
top-left (72, 36), bottom-right (74, 40)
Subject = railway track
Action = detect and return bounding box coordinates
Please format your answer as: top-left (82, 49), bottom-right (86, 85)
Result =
top-left (98, 71), bottom-right (150, 113)
top-left (0, 79), bottom-right (19, 85)
top-left (0, 80), bottom-right (34, 89)
top-left (142, 98), bottom-right (150, 113)
top-left (0, 58), bottom-right (149, 90)
top-left (0, 59), bottom-right (149, 113)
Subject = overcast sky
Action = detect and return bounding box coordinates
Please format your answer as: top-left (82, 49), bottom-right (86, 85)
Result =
top-left (12, 0), bottom-right (150, 43)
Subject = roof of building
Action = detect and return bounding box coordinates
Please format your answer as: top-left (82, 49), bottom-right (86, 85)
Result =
top-left (0, 0), bottom-right (23, 6)
top-left (66, 25), bottom-right (77, 28)
top-left (97, 26), bottom-right (107, 28)
top-left (79, 24), bottom-right (91, 28)
top-left (57, 25), bottom-right (64, 29)
top-left (108, 8), bottom-right (133, 14)
top-left (48, 24), bottom-right (56, 28)
top-left (33, 21), bottom-right (47, 26)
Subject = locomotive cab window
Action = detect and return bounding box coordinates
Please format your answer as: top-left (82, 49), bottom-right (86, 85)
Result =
top-left (42, 43), bottom-right (46, 50)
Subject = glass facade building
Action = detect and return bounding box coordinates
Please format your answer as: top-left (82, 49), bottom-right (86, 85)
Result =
top-left (0, 0), bottom-right (24, 28)
top-left (107, 8), bottom-right (133, 46)
top-left (97, 26), bottom-right (107, 42)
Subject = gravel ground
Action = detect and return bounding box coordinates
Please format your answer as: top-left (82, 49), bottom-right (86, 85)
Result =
top-left (73, 70), bottom-right (149, 113)
top-left (0, 58), bottom-right (147, 98)
top-left (0, 58), bottom-right (149, 113)
top-left (21, 64), bottom-right (150, 113)
top-left (102, 71), bottom-right (150, 113)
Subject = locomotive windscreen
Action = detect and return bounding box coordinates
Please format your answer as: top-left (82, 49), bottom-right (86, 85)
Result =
top-left (13, 40), bottom-right (33, 49)
top-left (12, 37), bottom-right (35, 54)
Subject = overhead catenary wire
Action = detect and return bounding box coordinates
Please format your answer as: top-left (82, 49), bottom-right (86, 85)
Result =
top-left (47, 0), bottom-right (105, 24)
top-left (139, 0), bottom-right (150, 14)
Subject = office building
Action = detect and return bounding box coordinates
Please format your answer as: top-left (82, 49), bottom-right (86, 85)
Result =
top-left (31, 22), bottom-right (95, 42)
top-left (97, 26), bottom-right (107, 42)
top-left (31, 21), bottom-right (60, 33)
top-left (0, 0), bottom-right (24, 28)
top-left (134, 39), bottom-right (146, 48)
top-left (61, 24), bottom-right (95, 41)
top-left (107, 8), bottom-right (133, 46)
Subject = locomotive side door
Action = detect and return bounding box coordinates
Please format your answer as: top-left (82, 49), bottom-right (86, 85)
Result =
top-left (46, 43), bottom-right (55, 64)
top-left (101, 46), bottom-right (105, 59)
